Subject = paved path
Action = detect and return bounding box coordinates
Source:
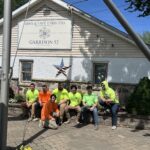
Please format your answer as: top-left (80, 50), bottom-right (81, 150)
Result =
top-left (7, 114), bottom-right (150, 150)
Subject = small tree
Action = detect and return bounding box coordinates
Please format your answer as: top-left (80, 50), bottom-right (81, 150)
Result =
top-left (127, 77), bottom-right (150, 115)
top-left (140, 31), bottom-right (150, 44)
top-left (0, 0), bottom-right (29, 18)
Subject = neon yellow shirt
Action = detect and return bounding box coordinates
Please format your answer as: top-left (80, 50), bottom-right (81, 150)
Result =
top-left (26, 89), bottom-right (39, 103)
top-left (69, 92), bottom-right (82, 107)
top-left (52, 88), bottom-right (69, 104)
top-left (100, 81), bottom-right (119, 104)
top-left (83, 93), bottom-right (98, 107)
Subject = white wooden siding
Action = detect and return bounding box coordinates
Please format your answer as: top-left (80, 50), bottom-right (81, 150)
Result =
top-left (0, 0), bottom-right (145, 58)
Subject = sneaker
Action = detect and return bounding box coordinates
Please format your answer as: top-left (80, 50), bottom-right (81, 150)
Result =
top-left (112, 126), bottom-right (117, 130)
top-left (64, 120), bottom-right (70, 124)
top-left (33, 118), bottom-right (39, 121)
top-left (76, 120), bottom-right (80, 124)
top-left (39, 120), bottom-right (43, 128)
top-left (104, 109), bottom-right (110, 115)
top-left (28, 117), bottom-right (33, 122)
top-left (59, 121), bottom-right (62, 126)
top-left (94, 125), bottom-right (99, 130)
top-left (58, 119), bottom-right (63, 126)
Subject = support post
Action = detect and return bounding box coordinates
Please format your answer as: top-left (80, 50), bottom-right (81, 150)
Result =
top-left (0, 0), bottom-right (12, 149)
top-left (104, 0), bottom-right (150, 61)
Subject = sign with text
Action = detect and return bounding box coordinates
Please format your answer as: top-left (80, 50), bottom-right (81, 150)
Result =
top-left (18, 19), bottom-right (72, 49)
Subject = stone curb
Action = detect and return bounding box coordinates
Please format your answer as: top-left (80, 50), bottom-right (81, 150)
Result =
top-left (8, 104), bottom-right (150, 130)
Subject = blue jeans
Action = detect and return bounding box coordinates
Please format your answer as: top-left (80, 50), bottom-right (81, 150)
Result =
top-left (81, 106), bottom-right (99, 125)
top-left (99, 100), bottom-right (119, 126)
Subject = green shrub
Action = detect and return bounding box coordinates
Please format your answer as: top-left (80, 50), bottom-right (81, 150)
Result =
top-left (14, 94), bottom-right (25, 103)
top-left (126, 77), bottom-right (150, 115)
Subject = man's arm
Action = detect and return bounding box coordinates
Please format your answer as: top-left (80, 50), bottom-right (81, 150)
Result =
top-left (58, 99), bottom-right (68, 105)
top-left (34, 90), bottom-right (39, 102)
top-left (82, 95), bottom-right (87, 106)
top-left (90, 96), bottom-right (98, 111)
top-left (58, 91), bottom-right (69, 105)
top-left (38, 92), bottom-right (43, 106)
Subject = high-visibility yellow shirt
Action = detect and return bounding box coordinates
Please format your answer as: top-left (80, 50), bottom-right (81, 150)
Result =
top-left (26, 89), bottom-right (39, 103)
top-left (69, 92), bottom-right (82, 107)
top-left (52, 88), bottom-right (69, 104)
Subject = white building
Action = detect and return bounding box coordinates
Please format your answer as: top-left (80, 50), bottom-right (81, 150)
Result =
top-left (0, 0), bottom-right (150, 85)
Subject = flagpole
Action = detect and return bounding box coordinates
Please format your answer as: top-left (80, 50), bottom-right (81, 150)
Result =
top-left (0, 0), bottom-right (12, 149)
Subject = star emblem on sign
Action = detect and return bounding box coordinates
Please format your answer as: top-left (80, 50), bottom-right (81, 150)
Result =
top-left (53, 59), bottom-right (71, 77)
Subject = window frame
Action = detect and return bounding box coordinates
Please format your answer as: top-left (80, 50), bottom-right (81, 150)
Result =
top-left (93, 62), bottom-right (108, 84)
top-left (20, 60), bottom-right (33, 83)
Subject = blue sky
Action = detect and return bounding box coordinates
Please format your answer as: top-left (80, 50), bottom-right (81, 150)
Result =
top-left (64, 0), bottom-right (150, 35)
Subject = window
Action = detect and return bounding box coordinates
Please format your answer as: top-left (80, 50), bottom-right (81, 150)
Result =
top-left (20, 61), bottom-right (33, 82)
top-left (93, 63), bottom-right (108, 84)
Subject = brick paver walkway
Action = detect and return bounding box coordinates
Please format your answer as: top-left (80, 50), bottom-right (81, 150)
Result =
top-left (7, 114), bottom-right (150, 150)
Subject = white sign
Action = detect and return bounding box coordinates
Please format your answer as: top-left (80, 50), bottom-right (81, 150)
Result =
top-left (18, 19), bottom-right (72, 49)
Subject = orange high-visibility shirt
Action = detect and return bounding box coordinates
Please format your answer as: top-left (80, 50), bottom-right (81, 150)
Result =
top-left (38, 90), bottom-right (52, 104)
top-left (41, 100), bottom-right (59, 121)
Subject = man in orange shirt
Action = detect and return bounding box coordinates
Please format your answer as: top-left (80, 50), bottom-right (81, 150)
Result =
top-left (34, 84), bottom-right (51, 121)
top-left (40, 94), bottom-right (59, 129)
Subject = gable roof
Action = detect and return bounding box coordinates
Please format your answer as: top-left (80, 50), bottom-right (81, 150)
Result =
top-left (0, 0), bottom-right (136, 45)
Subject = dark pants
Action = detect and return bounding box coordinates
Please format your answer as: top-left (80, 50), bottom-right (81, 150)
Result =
top-left (99, 100), bottom-right (119, 126)
top-left (81, 106), bottom-right (99, 125)
top-left (21, 102), bottom-right (31, 118)
top-left (34, 102), bottom-right (42, 118)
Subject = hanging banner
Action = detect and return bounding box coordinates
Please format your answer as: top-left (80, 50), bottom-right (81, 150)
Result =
top-left (18, 19), bottom-right (72, 49)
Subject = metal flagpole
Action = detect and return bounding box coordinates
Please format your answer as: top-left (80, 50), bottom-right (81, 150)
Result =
top-left (0, 0), bottom-right (12, 149)
top-left (103, 0), bottom-right (150, 61)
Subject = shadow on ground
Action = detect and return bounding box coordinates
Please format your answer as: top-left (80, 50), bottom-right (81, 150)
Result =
top-left (8, 115), bottom-right (27, 121)
top-left (143, 133), bottom-right (150, 137)
top-left (7, 146), bottom-right (16, 150)
top-left (15, 128), bottom-right (48, 149)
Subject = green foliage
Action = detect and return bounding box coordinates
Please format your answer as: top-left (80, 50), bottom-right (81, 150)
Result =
top-left (140, 31), bottom-right (150, 44)
top-left (125, 0), bottom-right (150, 17)
top-left (14, 94), bottom-right (25, 103)
top-left (126, 77), bottom-right (150, 115)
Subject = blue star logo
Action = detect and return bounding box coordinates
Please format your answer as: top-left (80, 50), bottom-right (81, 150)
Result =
top-left (53, 59), bottom-right (71, 77)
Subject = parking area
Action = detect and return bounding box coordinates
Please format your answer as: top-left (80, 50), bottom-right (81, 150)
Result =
top-left (7, 113), bottom-right (150, 150)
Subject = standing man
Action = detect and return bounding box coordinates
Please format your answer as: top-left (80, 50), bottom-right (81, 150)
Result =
top-left (99, 81), bottom-right (119, 130)
top-left (34, 84), bottom-right (52, 121)
top-left (82, 85), bottom-right (99, 130)
top-left (65, 85), bottom-right (82, 124)
top-left (53, 82), bottom-right (69, 125)
top-left (22, 83), bottom-right (39, 121)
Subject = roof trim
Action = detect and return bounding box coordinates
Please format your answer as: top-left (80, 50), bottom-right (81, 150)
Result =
top-left (0, 0), bottom-right (135, 45)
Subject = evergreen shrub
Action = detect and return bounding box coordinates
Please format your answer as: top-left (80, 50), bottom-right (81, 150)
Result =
top-left (126, 77), bottom-right (150, 115)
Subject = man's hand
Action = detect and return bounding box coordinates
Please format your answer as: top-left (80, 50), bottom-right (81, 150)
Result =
top-left (39, 101), bottom-right (43, 107)
top-left (90, 106), bottom-right (94, 111)
top-left (51, 118), bottom-right (55, 121)
top-left (26, 103), bottom-right (32, 108)
top-left (53, 112), bottom-right (59, 117)
top-left (58, 100), bottom-right (66, 106)
top-left (105, 100), bottom-right (112, 105)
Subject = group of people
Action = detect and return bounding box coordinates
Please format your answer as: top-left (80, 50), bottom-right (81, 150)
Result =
top-left (22, 81), bottom-right (119, 130)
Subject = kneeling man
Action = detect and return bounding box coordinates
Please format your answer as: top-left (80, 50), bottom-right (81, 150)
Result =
top-left (40, 94), bottom-right (59, 129)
